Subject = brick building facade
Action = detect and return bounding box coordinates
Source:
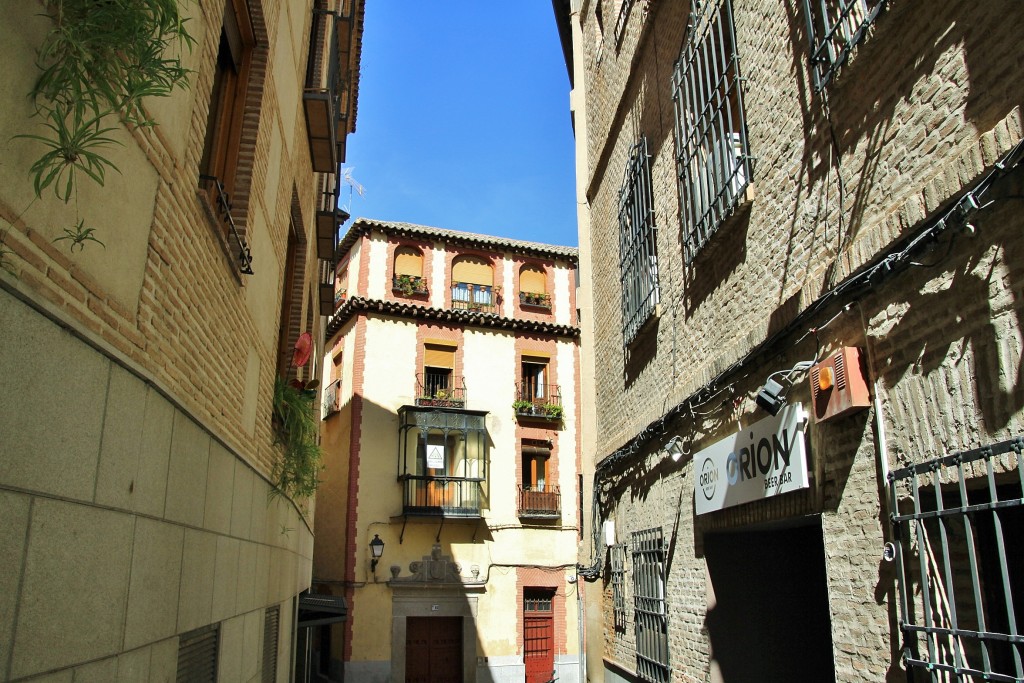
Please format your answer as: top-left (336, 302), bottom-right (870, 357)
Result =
top-left (0, 0), bottom-right (362, 680)
top-left (311, 219), bottom-right (583, 682)
top-left (555, 0), bottom-right (1024, 681)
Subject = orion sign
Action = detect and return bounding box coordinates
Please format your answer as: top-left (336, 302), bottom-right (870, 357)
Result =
top-left (694, 403), bottom-right (810, 515)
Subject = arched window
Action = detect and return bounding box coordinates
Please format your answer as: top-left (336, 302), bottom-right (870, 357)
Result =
top-left (451, 255), bottom-right (494, 310)
top-left (519, 264), bottom-right (550, 308)
top-left (393, 246), bottom-right (426, 296)
top-left (394, 246), bottom-right (423, 277)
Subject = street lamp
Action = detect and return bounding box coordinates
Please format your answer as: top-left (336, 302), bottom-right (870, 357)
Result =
top-left (369, 534), bottom-right (385, 572)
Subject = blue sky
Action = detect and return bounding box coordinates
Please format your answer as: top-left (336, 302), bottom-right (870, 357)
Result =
top-left (342, 2), bottom-right (579, 247)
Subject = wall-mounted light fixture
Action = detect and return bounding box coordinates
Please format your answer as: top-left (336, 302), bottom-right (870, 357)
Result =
top-left (663, 435), bottom-right (686, 462)
top-left (369, 534), bottom-right (385, 572)
top-left (755, 378), bottom-right (786, 416)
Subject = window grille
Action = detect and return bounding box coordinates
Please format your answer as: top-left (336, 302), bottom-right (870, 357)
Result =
top-left (619, 136), bottom-right (660, 346)
top-left (803, 0), bottom-right (888, 91)
top-left (611, 542), bottom-right (629, 632)
top-left (613, 0), bottom-right (635, 45)
top-left (890, 437), bottom-right (1024, 682)
top-left (632, 528), bottom-right (669, 682)
top-left (672, 0), bottom-right (752, 265)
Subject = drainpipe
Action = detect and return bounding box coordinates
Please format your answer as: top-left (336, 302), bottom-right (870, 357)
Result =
top-left (577, 566), bottom-right (586, 683)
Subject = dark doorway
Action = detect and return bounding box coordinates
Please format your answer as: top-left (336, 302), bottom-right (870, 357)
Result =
top-left (704, 519), bottom-right (835, 683)
top-left (405, 616), bottom-right (462, 683)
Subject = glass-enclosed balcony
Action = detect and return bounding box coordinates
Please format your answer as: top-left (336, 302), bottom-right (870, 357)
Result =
top-left (397, 407), bottom-right (488, 517)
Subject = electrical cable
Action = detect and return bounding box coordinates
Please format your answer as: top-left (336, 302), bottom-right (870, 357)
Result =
top-left (578, 139), bottom-right (1024, 577)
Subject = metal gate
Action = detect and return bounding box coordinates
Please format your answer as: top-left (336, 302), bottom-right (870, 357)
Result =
top-left (889, 436), bottom-right (1023, 682)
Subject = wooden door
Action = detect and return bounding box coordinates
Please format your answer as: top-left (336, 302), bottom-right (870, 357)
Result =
top-left (524, 590), bottom-right (555, 683)
top-left (406, 617), bottom-right (462, 683)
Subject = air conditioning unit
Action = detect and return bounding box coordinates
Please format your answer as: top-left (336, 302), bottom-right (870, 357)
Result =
top-left (809, 346), bottom-right (871, 423)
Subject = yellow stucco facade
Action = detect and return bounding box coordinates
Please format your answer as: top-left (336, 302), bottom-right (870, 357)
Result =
top-left (314, 220), bottom-right (583, 682)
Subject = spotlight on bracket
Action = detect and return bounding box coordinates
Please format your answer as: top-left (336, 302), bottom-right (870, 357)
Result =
top-left (663, 435), bottom-right (686, 462)
top-left (755, 378), bottom-right (786, 416)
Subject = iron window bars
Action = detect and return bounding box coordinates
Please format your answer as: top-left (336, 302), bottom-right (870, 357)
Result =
top-left (672, 0), bottom-right (752, 265)
top-left (889, 437), bottom-right (1023, 682)
top-left (611, 542), bottom-right (629, 632)
top-left (619, 136), bottom-right (660, 346)
top-left (803, 0), bottom-right (888, 92)
top-left (613, 0), bottom-right (636, 45)
top-left (632, 527), bottom-right (670, 682)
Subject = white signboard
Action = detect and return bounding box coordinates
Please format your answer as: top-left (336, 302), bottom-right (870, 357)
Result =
top-left (694, 404), bottom-right (809, 515)
top-left (426, 444), bottom-right (445, 470)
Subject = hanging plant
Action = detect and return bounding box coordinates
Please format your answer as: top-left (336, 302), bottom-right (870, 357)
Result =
top-left (271, 376), bottom-right (324, 499)
top-left (18, 0), bottom-right (194, 248)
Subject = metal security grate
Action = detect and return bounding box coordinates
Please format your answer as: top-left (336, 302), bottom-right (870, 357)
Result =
top-left (611, 542), bottom-right (629, 632)
top-left (672, 0), bottom-right (752, 265)
top-left (802, 0), bottom-right (888, 91)
top-left (890, 437), bottom-right (1024, 682)
top-left (632, 528), bottom-right (669, 682)
top-left (619, 136), bottom-right (660, 346)
top-left (262, 605), bottom-right (280, 683)
top-left (176, 625), bottom-right (219, 683)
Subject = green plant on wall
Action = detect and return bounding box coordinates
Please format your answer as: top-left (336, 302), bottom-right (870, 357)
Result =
top-left (272, 376), bottom-right (324, 499)
top-left (18, 0), bottom-right (194, 249)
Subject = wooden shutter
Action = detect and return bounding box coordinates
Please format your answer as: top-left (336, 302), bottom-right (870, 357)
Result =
top-left (395, 248), bottom-right (423, 276)
top-left (520, 265), bottom-right (546, 293)
top-left (424, 343), bottom-right (455, 369)
top-left (452, 256), bottom-right (492, 286)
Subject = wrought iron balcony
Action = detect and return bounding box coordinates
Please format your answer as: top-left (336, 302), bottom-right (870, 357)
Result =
top-left (401, 475), bottom-right (483, 517)
top-left (514, 383), bottom-right (563, 422)
top-left (322, 379), bottom-right (341, 418)
top-left (415, 373), bottom-right (466, 408)
top-left (392, 274), bottom-right (428, 297)
top-left (451, 282), bottom-right (498, 314)
top-left (518, 485), bottom-right (561, 519)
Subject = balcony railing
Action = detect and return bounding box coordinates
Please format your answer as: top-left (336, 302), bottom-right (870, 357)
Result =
top-left (519, 486), bottom-right (561, 518)
top-left (392, 274), bottom-right (428, 297)
top-left (322, 378), bottom-right (341, 418)
top-left (199, 174), bottom-right (254, 275)
top-left (451, 282), bottom-right (498, 314)
top-left (416, 373), bottom-right (467, 408)
top-left (514, 383), bottom-right (563, 421)
top-left (401, 475), bottom-right (483, 517)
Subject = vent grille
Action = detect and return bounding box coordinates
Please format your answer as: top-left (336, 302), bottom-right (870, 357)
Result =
top-left (834, 352), bottom-right (847, 391)
top-left (262, 605), bottom-right (280, 682)
top-left (177, 625), bottom-right (219, 683)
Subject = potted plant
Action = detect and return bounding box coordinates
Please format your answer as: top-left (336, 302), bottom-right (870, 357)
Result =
top-left (542, 403), bottom-right (564, 420)
top-left (513, 399), bottom-right (533, 414)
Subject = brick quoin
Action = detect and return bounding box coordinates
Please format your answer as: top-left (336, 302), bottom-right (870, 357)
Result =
top-left (342, 314), bottom-right (368, 662)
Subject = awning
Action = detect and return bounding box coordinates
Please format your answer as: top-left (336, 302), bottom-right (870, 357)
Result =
top-left (297, 593), bottom-right (347, 628)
